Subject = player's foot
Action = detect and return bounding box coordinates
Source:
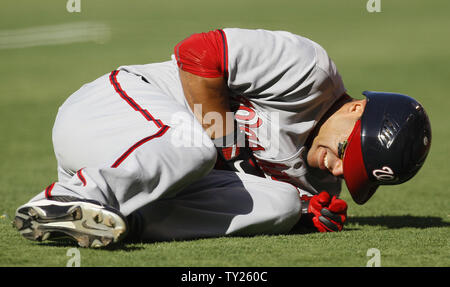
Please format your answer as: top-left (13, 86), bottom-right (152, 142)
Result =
top-left (13, 196), bottom-right (128, 248)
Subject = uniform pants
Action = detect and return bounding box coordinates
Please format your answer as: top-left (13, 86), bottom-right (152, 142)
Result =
top-left (28, 70), bottom-right (302, 241)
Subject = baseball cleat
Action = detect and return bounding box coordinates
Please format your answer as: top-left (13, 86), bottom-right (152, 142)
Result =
top-left (13, 196), bottom-right (128, 248)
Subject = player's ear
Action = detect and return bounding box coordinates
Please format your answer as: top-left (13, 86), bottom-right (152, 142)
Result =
top-left (347, 99), bottom-right (366, 116)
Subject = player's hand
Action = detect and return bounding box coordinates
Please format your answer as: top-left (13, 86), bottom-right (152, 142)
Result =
top-left (306, 191), bottom-right (348, 232)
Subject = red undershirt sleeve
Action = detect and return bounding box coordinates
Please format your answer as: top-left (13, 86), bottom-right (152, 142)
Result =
top-left (174, 29), bottom-right (228, 79)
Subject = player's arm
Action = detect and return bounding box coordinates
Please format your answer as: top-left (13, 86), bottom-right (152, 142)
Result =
top-left (175, 29), bottom-right (231, 139)
top-left (175, 30), bottom-right (263, 177)
top-left (179, 70), bottom-right (234, 139)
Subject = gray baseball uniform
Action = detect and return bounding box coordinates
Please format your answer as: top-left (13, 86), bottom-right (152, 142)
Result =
top-left (27, 28), bottom-right (346, 241)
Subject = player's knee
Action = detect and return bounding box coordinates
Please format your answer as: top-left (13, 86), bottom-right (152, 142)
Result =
top-left (190, 142), bottom-right (217, 178)
top-left (275, 184), bottom-right (301, 220)
top-left (251, 182), bottom-right (301, 234)
top-left (202, 142), bottom-right (217, 168)
top-left (251, 180), bottom-right (301, 227)
top-left (167, 119), bottom-right (217, 172)
top-left (172, 139), bottom-right (217, 180)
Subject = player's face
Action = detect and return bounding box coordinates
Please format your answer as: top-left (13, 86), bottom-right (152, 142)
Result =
top-left (307, 99), bottom-right (366, 177)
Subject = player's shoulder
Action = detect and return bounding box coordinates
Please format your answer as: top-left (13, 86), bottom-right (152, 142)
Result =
top-left (223, 27), bottom-right (331, 64)
top-left (223, 27), bottom-right (316, 45)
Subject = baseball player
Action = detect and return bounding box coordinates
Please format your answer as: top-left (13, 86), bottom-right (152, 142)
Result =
top-left (13, 28), bottom-right (431, 247)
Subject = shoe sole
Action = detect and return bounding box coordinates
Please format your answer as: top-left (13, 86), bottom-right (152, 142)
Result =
top-left (13, 200), bottom-right (127, 248)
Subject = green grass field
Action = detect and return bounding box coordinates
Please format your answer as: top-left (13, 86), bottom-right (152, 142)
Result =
top-left (0, 0), bottom-right (449, 267)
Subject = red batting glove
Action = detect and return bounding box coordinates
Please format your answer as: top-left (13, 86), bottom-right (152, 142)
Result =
top-left (307, 191), bottom-right (348, 232)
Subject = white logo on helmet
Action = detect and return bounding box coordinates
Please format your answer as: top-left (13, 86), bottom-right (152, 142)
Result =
top-left (373, 166), bottom-right (395, 181)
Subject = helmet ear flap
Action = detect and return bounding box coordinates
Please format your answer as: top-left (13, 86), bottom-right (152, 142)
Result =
top-left (343, 119), bottom-right (378, 205)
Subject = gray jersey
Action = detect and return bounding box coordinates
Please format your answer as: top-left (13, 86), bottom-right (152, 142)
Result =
top-left (120, 28), bottom-right (346, 196)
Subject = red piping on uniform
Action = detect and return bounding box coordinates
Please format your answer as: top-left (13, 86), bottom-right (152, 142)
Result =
top-left (44, 183), bottom-right (56, 198)
top-left (218, 29), bottom-right (229, 78)
top-left (111, 125), bottom-right (170, 168)
top-left (109, 70), bottom-right (170, 167)
top-left (77, 169), bottom-right (87, 186)
top-left (109, 70), bottom-right (163, 128)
